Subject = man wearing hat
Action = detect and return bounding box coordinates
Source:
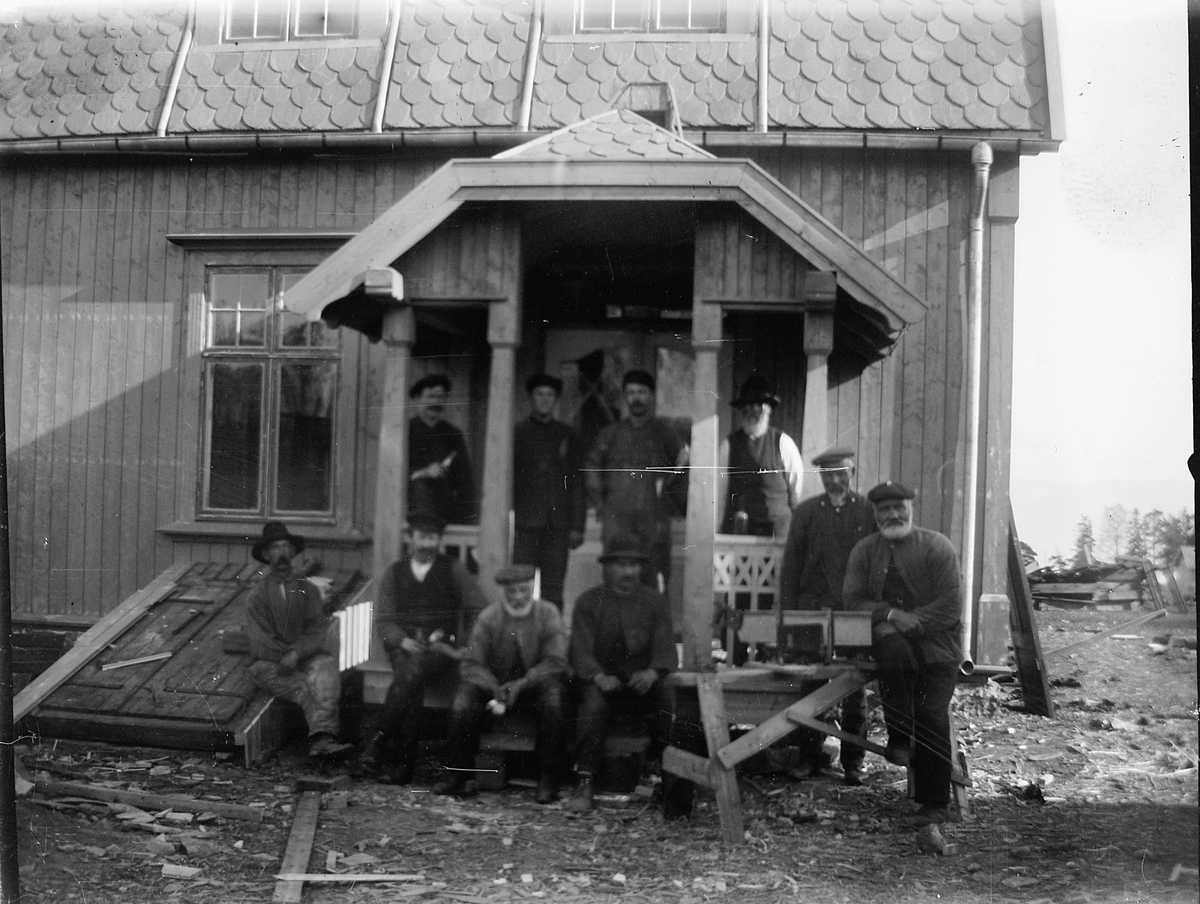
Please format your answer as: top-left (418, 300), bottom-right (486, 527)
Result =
top-left (436, 563), bottom-right (571, 803)
top-left (844, 481), bottom-right (963, 826)
top-left (511, 372), bottom-right (586, 608)
top-left (718, 374), bottom-right (804, 538)
top-left (564, 533), bottom-right (699, 815)
top-left (584, 369), bottom-right (688, 592)
top-left (244, 522), bottom-right (353, 759)
top-left (777, 447), bottom-right (877, 784)
top-left (408, 373), bottom-right (477, 526)
top-left (366, 510), bottom-right (488, 784)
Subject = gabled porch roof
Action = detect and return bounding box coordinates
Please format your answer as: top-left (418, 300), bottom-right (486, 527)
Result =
top-left (282, 111), bottom-right (928, 350)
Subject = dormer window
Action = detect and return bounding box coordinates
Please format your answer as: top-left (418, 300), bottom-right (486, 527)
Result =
top-left (579, 0), bottom-right (724, 33)
top-left (224, 0), bottom-right (355, 42)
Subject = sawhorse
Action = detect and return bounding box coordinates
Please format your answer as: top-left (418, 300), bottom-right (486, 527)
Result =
top-left (663, 665), bottom-right (970, 844)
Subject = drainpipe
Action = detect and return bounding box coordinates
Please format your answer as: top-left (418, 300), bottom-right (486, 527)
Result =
top-left (518, 0), bottom-right (544, 131)
top-left (156, 0), bottom-right (195, 137)
top-left (756, 0), bottom-right (769, 132)
top-left (372, 0), bottom-right (404, 133)
top-left (960, 140), bottom-right (993, 676)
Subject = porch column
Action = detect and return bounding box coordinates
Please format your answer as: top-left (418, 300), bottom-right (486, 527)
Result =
top-left (374, 305), bottom-right (415, 580)
top-left (800, 272), bottom-right (837, 499)
top-left (682, 300), bottom-right (722, 670)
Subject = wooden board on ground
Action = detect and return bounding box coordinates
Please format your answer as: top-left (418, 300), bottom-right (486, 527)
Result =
top-left (1007, 506), bottom-right (1055, 718)
top-left (274, 790), bottom-right (322, 904)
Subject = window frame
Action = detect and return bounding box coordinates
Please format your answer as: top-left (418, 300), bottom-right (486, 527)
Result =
top-left (576, 0), bottom-right (726, 34)
top-left (219, 0), bottom-right (365, 44)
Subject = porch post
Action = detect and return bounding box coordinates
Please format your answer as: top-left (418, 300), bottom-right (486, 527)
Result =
top-left (374, 305), bottom-right (415, 580)
top-left (800, 272), bottom-right (837, 499)
top-left (682, 299), bottom-right (722, 670)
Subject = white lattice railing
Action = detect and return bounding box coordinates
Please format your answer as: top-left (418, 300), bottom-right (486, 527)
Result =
top-left (713, 536), bottom-right (785, 652)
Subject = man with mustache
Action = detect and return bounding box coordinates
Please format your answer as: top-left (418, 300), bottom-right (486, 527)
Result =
top-left (777, 447), bottom-right (876, 785)
top-left (244, 522), bottom-right (352, 759)
top-left (844, 481), bottom-right (963, 827)
top-left (436, 563), bottom-right (570, 803)
top-left (408, 374), bottom-right (477, 525)
top-left (585, 369), bottom-right (688, 592)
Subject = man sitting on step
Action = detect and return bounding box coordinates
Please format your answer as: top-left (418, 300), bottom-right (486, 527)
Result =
top-left (436, 563), bottom-right (570, 802)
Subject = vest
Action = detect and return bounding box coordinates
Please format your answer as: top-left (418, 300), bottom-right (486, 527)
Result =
top-left (722, 427), bottom-right (789, 535)
top-left (385, 555), bottom-right (466, 642)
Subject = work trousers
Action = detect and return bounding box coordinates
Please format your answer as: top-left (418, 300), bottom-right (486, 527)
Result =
top-left (794, 685), bottom-right (867, 771)
top-left (248, 653), bottom-right (341, 738)
top-left (512, 526), bottom-right (572, 608)
top-left (445, 679), bottom-right (569, 773)
top-left (376, 647), bottom-right (460, 769)
top-left (873, 632), bottom-right (958, 806)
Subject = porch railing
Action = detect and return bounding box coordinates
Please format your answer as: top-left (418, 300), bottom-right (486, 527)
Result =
top-left (713, 535), bottom-right (785, 655)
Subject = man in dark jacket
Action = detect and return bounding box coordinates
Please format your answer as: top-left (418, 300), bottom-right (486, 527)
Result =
top-left (777, 447), bottom-right (877, 784)
top-left (844, 481), bottom-right (963, 826)
top-left (244, 522), bottom-right (352, 759)
top-left (437, 564), bottom-right (571, 803)
top-left (366, 510), bottom-right (487, 784)
top-left (408, 373), bottom-right (477, 525)
top-left (512, 373), bottom-right (586, 608)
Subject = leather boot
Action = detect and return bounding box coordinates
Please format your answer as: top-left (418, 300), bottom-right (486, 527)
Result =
top-left (564, 773), bottom-right (595, 812)
top-left (535, 772), bottom-right (558, 805)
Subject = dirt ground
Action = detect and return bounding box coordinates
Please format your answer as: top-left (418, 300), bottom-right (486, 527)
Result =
top-left (13, 606), bottom-right (1198, 904)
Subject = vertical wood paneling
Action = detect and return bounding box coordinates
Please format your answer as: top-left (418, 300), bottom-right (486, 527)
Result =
top-left (1, 170), bottom-right (28, 591)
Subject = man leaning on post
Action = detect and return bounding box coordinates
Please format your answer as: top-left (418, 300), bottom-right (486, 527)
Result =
top-left (844, 480), bottom-right (963, 827)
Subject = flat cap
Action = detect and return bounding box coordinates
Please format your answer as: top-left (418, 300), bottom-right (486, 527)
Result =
top-left (406, 509), bottom-right (446, 533)
top-left (495, 563), bottom-right (537, 585)
top-left (866, 480), bottom-right (915, 504)
top-left (622, 369), bottom-right (655, 392)
top-left (598, 532), bottom-right (651, 564)
top-left (408, 373), bottom-right (451, 399)
top-left (525, 372), bottom-right (563, 394)
top-left (811, 446), bottom-right (856, 468)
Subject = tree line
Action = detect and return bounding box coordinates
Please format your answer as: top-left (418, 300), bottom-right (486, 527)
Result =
top-left (1067, 507), bottom-right (1194, 568)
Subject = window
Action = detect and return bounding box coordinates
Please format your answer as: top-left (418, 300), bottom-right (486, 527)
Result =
top-left (579, 0), bottom-right (724, 32)
top-left (200, 267), bottom-right (341, 519)
top-left (224, 0), bottom-right (355, 42)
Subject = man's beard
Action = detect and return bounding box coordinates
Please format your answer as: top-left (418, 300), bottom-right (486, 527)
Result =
top-left (503, 601), bottom-right (534, 619)
top-left (879, 521), bottom-right (913, 541)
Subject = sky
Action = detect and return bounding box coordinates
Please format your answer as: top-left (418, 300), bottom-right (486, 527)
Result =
top-left (1008, 0), bottom-right (1193, 561)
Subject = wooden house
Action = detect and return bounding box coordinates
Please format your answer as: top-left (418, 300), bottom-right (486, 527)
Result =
top-left (1, 0), bottom-right (1063, 713)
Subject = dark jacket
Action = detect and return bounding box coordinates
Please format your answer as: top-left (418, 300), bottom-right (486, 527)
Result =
top-left (244, 574), bottom-right (334, 663)
top-left (409, 417), bottom-right (476, 524)
top-left (459, 600), bottom-right (570, 693)
top-left (778, 492), bottom-right (877, 609)
top-left (375, 554), bottom-right (486, 651)
top-left (568, 584), bottom-right (677, 682)
top-left (513, 416), bottom-right (586, 533)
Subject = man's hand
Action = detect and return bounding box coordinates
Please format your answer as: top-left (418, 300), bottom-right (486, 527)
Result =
top-left (627, 668), bottom-right (658, 695)
top-left (498, 679), bottom-right (526, 707)
top-left (569, 530), bottom-right (585, 550)
top-left (400, 635), bottom-right (428, 655)
top-left (280, 649), bottom-right (300, 670)
top-left (593, 673), bottom-right (621, 694)
top-left (412, 461), bottom-right (446, 480)
top-left (888, 609), bottom-right (922, 634)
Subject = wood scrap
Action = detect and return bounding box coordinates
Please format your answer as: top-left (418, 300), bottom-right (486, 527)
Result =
top-left (100, 651), bottom-right (173, 671)
top-left (1044, 610), bottom-right (1165, 660)
top-left (32, 778), bottom-right (265, 822)
top-left (274, 873), bottom-right (427, 882)
top-left (273, 790), bottom-right (322, 904)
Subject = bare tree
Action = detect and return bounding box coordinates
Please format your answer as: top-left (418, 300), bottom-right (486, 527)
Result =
top-left (1097, 504), bottom-right (1129, 562)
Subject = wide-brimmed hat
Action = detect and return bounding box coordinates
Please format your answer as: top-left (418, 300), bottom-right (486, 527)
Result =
top-left (732, 375), bottom-right (781, 409)
top-left (598, 533), bottom-right (652, 564)
top-left (866, 480), bottom-right (915, 504)
top-left (252, 521), bottom-right (306, 562)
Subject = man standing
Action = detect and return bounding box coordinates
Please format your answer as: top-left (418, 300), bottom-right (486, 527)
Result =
top-left (777, 447), bottom-right (877, 784)
top-left (244, 522), bottom-right (352, 759)
top-left (437, 564), bottom-right (571, 803)
top-left (718, 375), bottom-right (804, 538)
top-left (565, 534), bottom-right (697, 816)
top-left (844, 481), bottom-right (963, 826)
top-left (585, 369), bottom-right (687, 591)
top-left (408, 374), bottom-right (476, 525)
top-left (512, 373), bottom-right (586, 608)
top-left (368, 511), bottom-right (488, 784)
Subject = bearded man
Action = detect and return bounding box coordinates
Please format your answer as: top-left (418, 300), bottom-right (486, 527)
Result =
top-left (844, 481), bottom-right (963, 827)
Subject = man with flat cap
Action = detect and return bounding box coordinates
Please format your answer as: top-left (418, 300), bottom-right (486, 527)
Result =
top-left (367, 510), bottom-right (488, 784)
top-left (585, 369), bottom-right (688, 592)
top-left (844, 480), bottom-right (963, 827)
top-left (408, 373), bottom-right (477, 525)
top-left (564, 533), bottom-right (700, 815)
top-left (436, 563), bottom-right (571, 802)
top-left (244, 522), bottom-right (353, 759)
top-left (512, 373), bottom-right (586, 608)
top-left (777, 447), bottom-right (877, 784)
top-left (718, 374), bottom-right (804, 538)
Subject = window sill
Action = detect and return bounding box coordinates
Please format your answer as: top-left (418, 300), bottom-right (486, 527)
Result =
top-left (158, 521), bottom-right (372, 548)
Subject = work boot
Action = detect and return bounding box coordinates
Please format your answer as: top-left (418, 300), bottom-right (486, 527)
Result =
top-left (563, 773), bottom-right (595, 812)
top-left (309, 734), bottom-right (354, 760)
top-left (903, 803), bottom-right (952, 827)
top-left (535, 772), bottom-right (558, 805)
top-left (380, 743), bottom-right (416, 786)
top-left (434, 773), bottom-right (478, 799)
top-left (883, 741), bottom-right (912, 767)
top-left (842, 764), bottom-right (865, 787)
top-left (362, 732), bottom-right (388, 770)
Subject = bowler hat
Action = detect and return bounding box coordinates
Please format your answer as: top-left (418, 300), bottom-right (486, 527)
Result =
top-left (811, 446), bottom-right (856, 468)
top-left (408, 373), bottom-right (451, 399)
top-left (525, 372), bottom-right (563, 395)
top-left (406, 509), bottom-right (447, 533)
top-left (598, 533), bottom-right (651, 564)
top-left (495, 563), bottom-right (537, 585)
top-left (866, 480), bottom-right (915, 504)
top-left (252, 521), bottom-right (306, 563)
top-left (732, 375), bottom-right (781, 409)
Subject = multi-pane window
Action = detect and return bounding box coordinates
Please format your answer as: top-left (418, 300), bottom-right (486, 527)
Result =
top-left (579, 0), bottom-right (724, 32)
top-left (201, 267), bottom-right (340, 518)
top-left (224, 0), bottom-right (355, 41)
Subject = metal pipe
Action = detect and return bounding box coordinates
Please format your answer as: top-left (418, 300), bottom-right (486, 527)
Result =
top-left (518, 0), bottom-right (544, 131)
top-left (960, 140), bottom-right (993, 676)
top-left (372, 0), bottom-right (404, 133)
top-left (156, 0), bottom-right (195, 137)
top-left (756, 0), bottom-right (769, 132)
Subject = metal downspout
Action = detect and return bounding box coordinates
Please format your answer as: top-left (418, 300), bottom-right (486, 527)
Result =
top-left (156, 0), bottom-right (195, 137)
top-left (756, 0), bottom-right (769, 132)
top-left (518, 0), bottom-right (544, 131)
top-left (372, 0), bottom-right (404, 133)
top-left (960, 140), bottom-right (993, 675)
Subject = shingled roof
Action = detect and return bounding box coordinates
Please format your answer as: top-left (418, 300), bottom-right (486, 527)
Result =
top-left (0, 0), bottom-right (1061, 147)
top-left (496, 108), bottom-right (714, 160)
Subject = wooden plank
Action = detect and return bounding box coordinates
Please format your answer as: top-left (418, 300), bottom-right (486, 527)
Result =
top-left (661, 745), bottom-right (716, 789)
top-left (32, 778), bottom-right (265, 823)
top-left (696, 673), bottom-right (743, 845)
top-left (273, 790), bottom-right (322, 904)
top-left (14, 562), bottom-right (190, 721)
top-left (276, 874), bottom-right (427, 883)
top-left (1006, 507), bottom-right (1054, 717)
top-left (1043, 609), bottom-right (1166, 661)
top-left (784, 712), bottom-right (887, 758)
top-left (100, 651), bottom-right (173, 671)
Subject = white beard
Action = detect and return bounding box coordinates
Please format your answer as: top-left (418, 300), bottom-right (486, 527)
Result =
top-left (879, 522), bottom-right (913, 541)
